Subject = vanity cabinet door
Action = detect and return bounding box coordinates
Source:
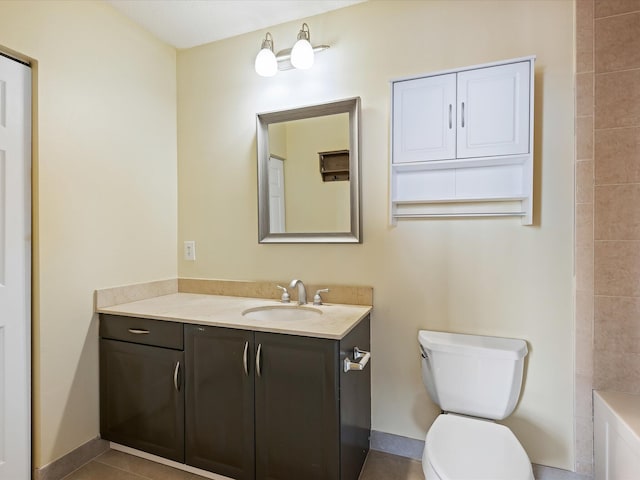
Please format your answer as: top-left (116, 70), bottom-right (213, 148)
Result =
top-left (254, 332), bottom-right (340, 480)
top-left (100, 338), bottom-right (185, 462)
top-left (184, 325), bottom-right (255, 480)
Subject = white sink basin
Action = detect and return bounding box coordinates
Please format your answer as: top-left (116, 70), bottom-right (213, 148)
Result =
top-left (242, 305), bottom-right (322, 322)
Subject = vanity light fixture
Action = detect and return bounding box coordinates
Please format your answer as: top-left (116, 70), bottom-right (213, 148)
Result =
top-left (254, 32), bottom-right (277, 77)
top-left (254, 23), bottom-right (329, 76)
top-left (290, 23), bottom-right (314, 69)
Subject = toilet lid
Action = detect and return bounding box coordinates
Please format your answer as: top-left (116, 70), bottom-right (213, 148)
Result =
top-left (426, 414), bottom-right (533, 480)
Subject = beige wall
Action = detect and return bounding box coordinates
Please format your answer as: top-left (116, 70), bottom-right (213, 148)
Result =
top-left (178, 0), bottom-right (575, 470)
top-left (0, 0), bottom-right (177, 468)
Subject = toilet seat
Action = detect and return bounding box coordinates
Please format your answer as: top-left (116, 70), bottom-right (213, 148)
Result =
top-left (424, 414), bottom-right (534, 480)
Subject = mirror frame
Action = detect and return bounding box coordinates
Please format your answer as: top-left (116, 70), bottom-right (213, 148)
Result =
top-left (256, 97), bottom-right (361, 244)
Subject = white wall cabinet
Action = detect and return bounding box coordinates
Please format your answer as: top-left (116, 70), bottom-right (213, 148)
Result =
top-left (391, 57), bottom-right (535, 225)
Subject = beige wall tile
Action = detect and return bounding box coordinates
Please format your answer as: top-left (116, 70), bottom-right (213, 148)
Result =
top-left (575, 415), bottom-right (594, 465)
top-left (595, 70), bottom-right (640, 129)
top-left (577, 73), bottom-right (595, 117)
top-left (594, 295), bottom-right (640, 354)
top-left (595, 184), bottom-right (640, 240)
top-left (595, 0), bottom-right (640, 18)
top-left (595, 12), bottom-right (640, 73)
top-left (577, 116), bottom-right (595, 159)
top-left (595, 127), bottom-right (640, 184)
top-left (575, 374), bottom-right (594, 418)
top-left (594, 240), bottom-right (640, 296)
top-left (576, 202), bottom-right (594, 248)
top-left (577, 245), bottom-right (595, 293)
top-left (576, 290), bottom-right (594, 376)
top-left (594, 349), bottom-right (640, 393)
top-left (576, 160), bottom-right (594, 203)
top-left (577, 0), bottom-right (595, 73)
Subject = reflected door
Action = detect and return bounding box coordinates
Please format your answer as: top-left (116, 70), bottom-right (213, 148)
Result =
top-left (0, 54), bottom-right (31, 480)
top-left (268, 156), bottom-right (285, 233)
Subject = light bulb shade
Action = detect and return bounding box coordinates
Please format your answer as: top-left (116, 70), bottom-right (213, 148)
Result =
top-left (255, 48), bottom-right (277, 77)
top-left (291, 39), bottom-right (314, 70)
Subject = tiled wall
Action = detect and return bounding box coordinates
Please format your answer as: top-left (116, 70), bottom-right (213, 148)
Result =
top-left (575, 0), bottom-right (640, 475)
top-left (592, 0), bottom-right (640, 396)
top-left (575, 0), bottom-right (595, 474)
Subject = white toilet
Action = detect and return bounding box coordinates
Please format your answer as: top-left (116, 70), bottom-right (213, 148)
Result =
top-left (418, 330), bottom-right (534, 480)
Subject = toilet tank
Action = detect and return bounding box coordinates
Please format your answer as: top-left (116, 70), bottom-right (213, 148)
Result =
top-left (418, 330), bottom-right (528, 420)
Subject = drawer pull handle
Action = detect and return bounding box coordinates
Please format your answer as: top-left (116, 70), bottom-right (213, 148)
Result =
top-left (461, 101), bottom-right (465, 128)
top-left (128, 328), bottom-right (150, 335)
top-left (448, 104), bottom-right (453, 129)
top-left (243, 341), bottom-right (249, 376)
top-left (256, 344), bottom-right (262, 377)
top-left (173, 361), bottom-right (181, 392)
top-left (344, 347), bottom-right (371, 373)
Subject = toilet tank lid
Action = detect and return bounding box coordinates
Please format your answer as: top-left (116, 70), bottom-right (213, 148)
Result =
top-left (418, 330), bottom-right (528, 360)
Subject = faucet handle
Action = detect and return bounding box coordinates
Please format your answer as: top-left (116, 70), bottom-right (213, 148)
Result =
top-left (313, 288), bottom-right (329, 305)
top-left (276, 285), bottom-right (290, 303)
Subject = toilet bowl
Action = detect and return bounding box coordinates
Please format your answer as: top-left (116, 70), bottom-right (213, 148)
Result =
top-left (418, 330), bottom-right (533, 480)
top-left (423, 414), bottom-right (533, 480)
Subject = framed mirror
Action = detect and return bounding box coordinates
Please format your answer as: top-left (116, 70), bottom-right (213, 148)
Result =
top-left (256, 97), bottom-right (361, 243)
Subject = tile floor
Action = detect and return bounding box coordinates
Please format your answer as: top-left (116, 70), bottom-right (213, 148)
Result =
top-left (62, 449), bottom-right (425, 480)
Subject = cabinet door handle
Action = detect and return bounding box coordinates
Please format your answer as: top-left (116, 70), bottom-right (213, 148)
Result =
top-left (256, 343), bottom-right (262, 377)
top-left (461, 101), bottom-right (465, 128)
top-left (243, 341), bottom-right (249, 376)
top-left (448, 104), bottom-right (452, 129)
top-left (173, 361), bottom-right (181, 392)
top-left (128, 328), bottom-right (150, 335)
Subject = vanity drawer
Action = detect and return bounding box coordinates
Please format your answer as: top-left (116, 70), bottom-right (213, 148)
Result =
top-left (100, 314), bottom-right (183, 350)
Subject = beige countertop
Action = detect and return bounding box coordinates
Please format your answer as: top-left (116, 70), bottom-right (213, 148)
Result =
top-left (96, 292), bottom-right (372, 340)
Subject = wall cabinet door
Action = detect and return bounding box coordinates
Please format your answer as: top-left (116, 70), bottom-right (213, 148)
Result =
top-left (185, 325), bottom-right (255, 480)
top-left (254, 332), bottom-right (340, 480)
top-left (100, 339), bottom-right (185, 462)
top-left (393, 73), bottom-right (457, 163)
top-left (457, 61), bottom-right (530, 159)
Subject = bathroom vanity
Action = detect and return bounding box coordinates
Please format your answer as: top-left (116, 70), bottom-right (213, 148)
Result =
top-left (97, 286), bottom-right (372, 480)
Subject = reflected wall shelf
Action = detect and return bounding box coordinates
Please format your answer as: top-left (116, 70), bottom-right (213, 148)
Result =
top-left (390, 56), bottom-right (535, 225)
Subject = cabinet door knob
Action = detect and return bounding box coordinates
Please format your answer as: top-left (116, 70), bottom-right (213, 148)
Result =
top-left (243, 341), bottom-right (249, 376)
top-left (256, 344), bottom-right (262, 377)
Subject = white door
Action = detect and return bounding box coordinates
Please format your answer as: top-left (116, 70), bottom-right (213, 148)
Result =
top-left (268, 156), bottom-right (286, 233)
top-left (457, 61), bottom-right (530, 159)
top-left (0, 54), bottom-right (31, 480)
top-left (392, 73), bottom-right (456, 163)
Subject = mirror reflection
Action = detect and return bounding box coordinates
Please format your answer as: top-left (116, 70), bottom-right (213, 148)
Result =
top-left (267, 113), bottom-right (350, 234)
top-left (256, 97), bottom-right (361, 244)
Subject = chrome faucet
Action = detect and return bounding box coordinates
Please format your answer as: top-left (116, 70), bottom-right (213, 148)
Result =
top-left (289, 279), bottom-right (307, 305)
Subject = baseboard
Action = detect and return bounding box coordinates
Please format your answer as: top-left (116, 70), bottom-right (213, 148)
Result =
top-left (370, 430), bottom-right (424, 460)
top-left (370, 430), bottom-right (593, 480)
top-left (33, 437), bottom-right (109, 480)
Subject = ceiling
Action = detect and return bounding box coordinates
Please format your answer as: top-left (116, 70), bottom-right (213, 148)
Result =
top-left (106, 0), bottom-right (366, 49)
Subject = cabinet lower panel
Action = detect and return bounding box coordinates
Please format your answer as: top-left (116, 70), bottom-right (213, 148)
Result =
top-left (100, 339), bottom-right (185, 463)
top-left (185, 325), bottom-right (255, 480)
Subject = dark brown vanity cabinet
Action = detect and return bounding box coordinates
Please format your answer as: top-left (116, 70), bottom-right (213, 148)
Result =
top-left (100, 314), bottom-right (371, 480)
top-left (184, 325), bottom-right (255, 480)
top-left (99, 315), bottom-right (185, 462)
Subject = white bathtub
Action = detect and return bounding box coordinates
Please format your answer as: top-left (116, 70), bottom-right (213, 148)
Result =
top-left (594, 390), bottom-right (640, 480)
